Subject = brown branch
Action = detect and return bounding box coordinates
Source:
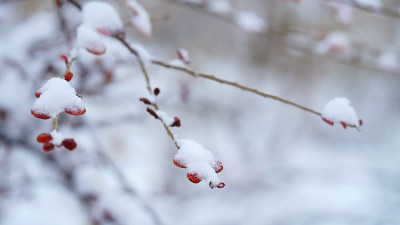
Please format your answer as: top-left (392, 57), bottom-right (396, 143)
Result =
top-left (67, 0), bottom-right (360, 130)
top-left (116, 35), bottom-right (181, 149)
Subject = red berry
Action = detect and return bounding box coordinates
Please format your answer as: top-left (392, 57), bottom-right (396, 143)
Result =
top-left (60, 54), bottom-right (68, 64)
top-left (153, 88), bottom-right (160, 96)
top-left (341, 121), bottom-right (347, 129)
top-left (322, 117), bottom-right (334, 126)
top-left (62, 138), bottom-right (77, 151)
top-left (37, 133), bottom-right (52, 143)
top-left (187, 172), bottom-right (202, 183)
top-left (64, 72), bottom-right (73, 82)
top-left (65, 107), bottom-right (86, 116)
top-left (173, 159), bottom-right (186, 168)
top-left (213, 160), bottom-right (223, 173)
top-left (216, 182), bottom-right (225, 188)
top-left (359, 119), bottom-right (363, 126)
top-left (31, 109), bottom-right (51, 120)
top-left (209, 181), bottom-right (225, 189)
top-left (35, 91), bottom-right (42, 98)
top-left (43, 142), bottom-right (55, 152)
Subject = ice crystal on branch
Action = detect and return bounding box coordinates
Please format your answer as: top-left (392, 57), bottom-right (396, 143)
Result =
top-left (31, 78), bottom-right (86, 119)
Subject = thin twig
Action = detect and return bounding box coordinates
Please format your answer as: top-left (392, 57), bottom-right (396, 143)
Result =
top-left (116, 35), bottom-right (181, 149)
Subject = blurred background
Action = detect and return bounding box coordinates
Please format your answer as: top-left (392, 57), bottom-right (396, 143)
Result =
top-left (0, 0), bottom-right (400, 224)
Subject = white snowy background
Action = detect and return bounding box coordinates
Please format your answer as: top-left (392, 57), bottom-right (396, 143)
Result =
top-left (1, 0), bottom-right (400, 224)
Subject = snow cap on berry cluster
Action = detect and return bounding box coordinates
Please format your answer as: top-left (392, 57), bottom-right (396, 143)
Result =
top-left (174, 139), bottom-right (224, 188)
top-left (127, 0), bottom-right (152, 37)
top-left (321, 97), bottom-right (359, 126)
top-left (32, 77), bottom-right (85, 119)
top-left (82, 1), bottom-right (124, 36)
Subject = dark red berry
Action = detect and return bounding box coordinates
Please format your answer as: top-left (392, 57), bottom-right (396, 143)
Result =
top-left (35, 91), bottom-right (42, 98)
top-left (64, 72), bottom-right (73, 82)
top-left (146, 107), bottom-right (158, 119)
top-left (139, 98), bottom-right (151, 105)
top-left (341, 121), bottom-right (347, 129)
top-left (43, 142), bottom-right (55, 152)
top-left (359, 119), bottom-right (363, 126)
top-left (37, 133), bottom-right (52, 143)
top-left (153, 88), bottom-right (160, 96)
top-left (62, 138), bottom-right (77, 151)
top-left (187, 172), bottom-right (201, 183)
top-left (171, 117), bottom-right (181, 127)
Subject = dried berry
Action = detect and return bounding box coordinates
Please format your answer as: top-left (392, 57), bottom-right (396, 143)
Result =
top-left (43, 142), bottom-right (55, 152)
top-left (62, 138), bottom-right (77, 151)
top-left (139, 98), bottom-right (151, 105)
top-left (359, 119), bottom-right (363, 126)
top-left (64, 72), bottom-right (73, 82)
top-left (146, 107), bottom-right (158, 119)
top-left (171, 117), bottom-right (181, 127)
top-left (187, 172), bottom-right (201, 183)
top-left (35, 91), bottom-right (42, 98)
top-left (153, 88), bottom-right (160, 96)
top-left (173, 159), bottom-right (186, 168)
top-left (37, 133), bottom-right (53, 143)
top-left (340, 121), bottom-right (347, 129)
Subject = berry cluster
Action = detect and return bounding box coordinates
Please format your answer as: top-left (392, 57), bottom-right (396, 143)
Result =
top-left (173, 159), bottom-right (225, 189)
top-left (37, 132), bottom-right (77, 152)
top-left (322, 117), bottom-right (363, 129)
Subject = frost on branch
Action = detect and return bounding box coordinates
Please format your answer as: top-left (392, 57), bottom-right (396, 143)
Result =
top-left (321, 97), bottom-right (362, 129)
top-left (81, 1), bottom-right (124, 36)
top-left (31, 77), bottom-right (86, 119)
top-left (127, 0), bottom-right (152, 37)
top-left (76, 25), bottom-right (106, 55)
top-left (173, 139), bottom-right (225, 189)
